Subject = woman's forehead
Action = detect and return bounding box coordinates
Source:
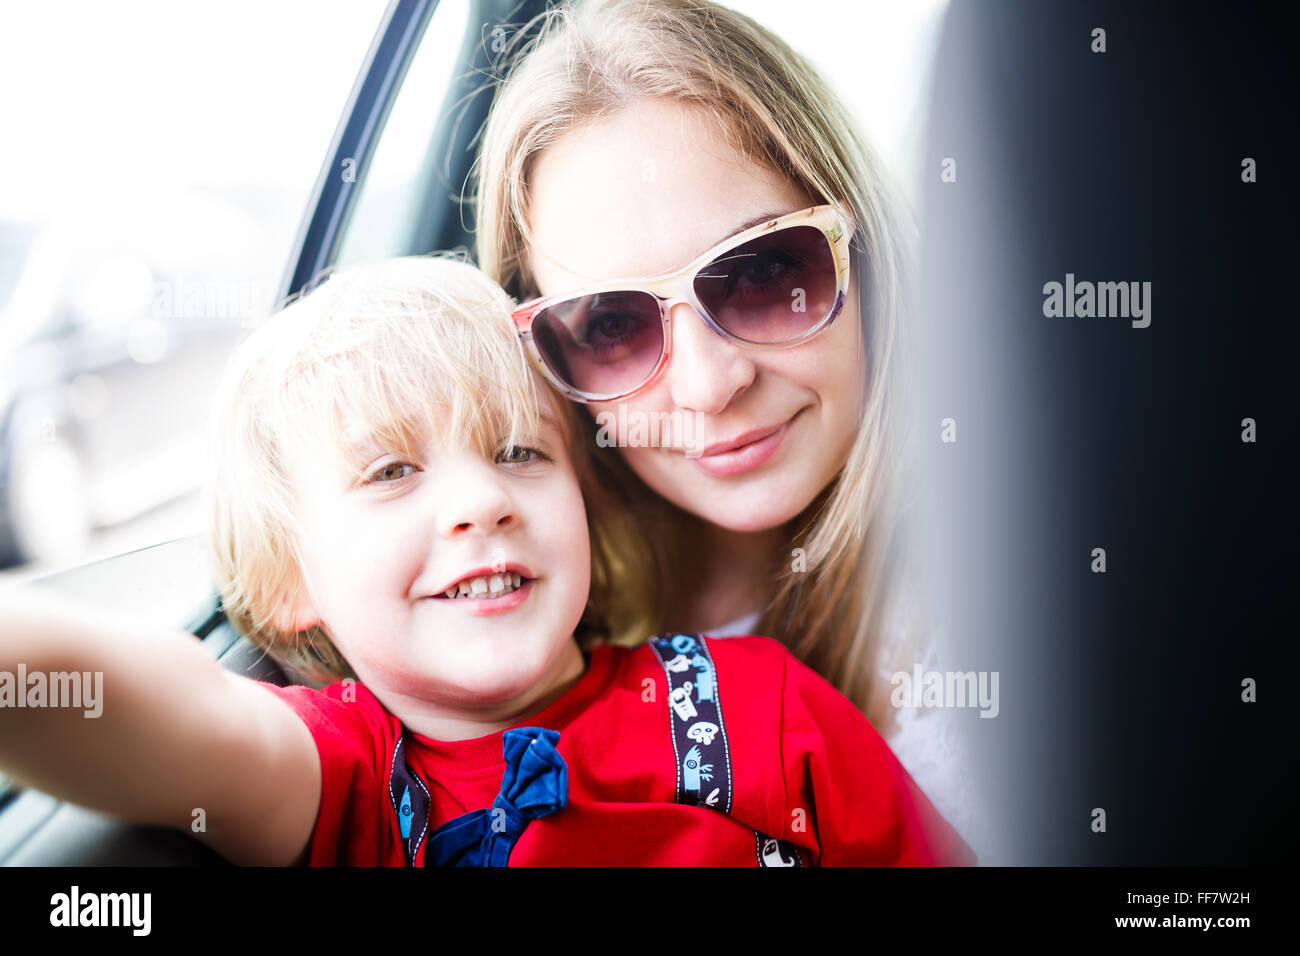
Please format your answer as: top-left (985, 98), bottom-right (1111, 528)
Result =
top-left (525, 98), bottom-right (813, 291)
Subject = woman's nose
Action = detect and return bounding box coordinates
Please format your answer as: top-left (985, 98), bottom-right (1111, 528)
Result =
top-left (435, 464), bottom-right (519, 539)
top-left (663, 301), bottom-right (756, 414)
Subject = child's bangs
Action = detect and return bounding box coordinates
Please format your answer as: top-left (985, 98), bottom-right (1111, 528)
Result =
top-left (284, 275), bottom-right (542, 475)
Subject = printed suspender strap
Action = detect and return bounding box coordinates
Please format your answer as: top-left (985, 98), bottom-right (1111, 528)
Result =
top-left (648, 634), bottom-right (805, 866)
top-left (648, 633), bottom-right (732, 811)
top-left (389, 735), bottom-right (432, 866)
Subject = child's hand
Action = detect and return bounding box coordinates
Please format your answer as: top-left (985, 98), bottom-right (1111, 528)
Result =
top-left (0, 587), bottom-right (321, 865)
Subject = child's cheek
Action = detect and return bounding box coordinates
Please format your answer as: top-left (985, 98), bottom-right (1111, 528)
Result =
top-left (546, 475), bottom-right (592, 603)
top-left (357, 502), bottom-right (429, 572)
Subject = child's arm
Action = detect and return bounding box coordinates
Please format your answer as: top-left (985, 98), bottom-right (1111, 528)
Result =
top-left (0, 587), bottom-right (321, 866)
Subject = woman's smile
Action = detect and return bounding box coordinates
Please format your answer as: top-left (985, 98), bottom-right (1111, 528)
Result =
top-left (689, 410), bottom-right (801, 478)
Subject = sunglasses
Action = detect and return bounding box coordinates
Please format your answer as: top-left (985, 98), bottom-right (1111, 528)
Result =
top-left (511, 204), bottom-right (854, 403)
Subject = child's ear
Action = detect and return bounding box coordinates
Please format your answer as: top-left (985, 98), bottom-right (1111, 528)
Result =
top-left (273, 585), bottom-right (322, 635)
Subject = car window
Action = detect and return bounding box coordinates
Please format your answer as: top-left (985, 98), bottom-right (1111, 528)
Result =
top-left (718, 0), bottom-right (949, 205)
top-left (335, 1), bottom-right (473, 268)
top-left (0, 222), bottom-right (38, 312)
top-left (0, 1), bottom-right (388, 583)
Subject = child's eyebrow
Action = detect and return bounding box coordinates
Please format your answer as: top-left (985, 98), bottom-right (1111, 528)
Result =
top-left (334, 437), bottom-right (405, 475)
top-left (538, 407), bottom-right (578, 445)
top-left (335, 429), bottom-right (382, 463)
top-left (345, 435), bottom-right (383, 458)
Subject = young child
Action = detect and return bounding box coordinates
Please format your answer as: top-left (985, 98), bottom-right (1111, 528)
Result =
top-left (0, 256), bottom-right (975, 866)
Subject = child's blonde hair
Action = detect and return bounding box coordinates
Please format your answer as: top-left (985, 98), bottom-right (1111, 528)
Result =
top-left (473, 0), bottom-right (923, 732)
top-left (204, 255), bottom-right (645, 683)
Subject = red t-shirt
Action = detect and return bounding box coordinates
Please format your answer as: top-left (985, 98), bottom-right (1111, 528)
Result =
top-left (258, 635), bottom-right (976, 866)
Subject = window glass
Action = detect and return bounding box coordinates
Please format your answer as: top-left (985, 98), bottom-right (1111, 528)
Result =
top-left (0, 1), bottom-right (388, 583)
top-left (335, 1), bottom-right (473, 267)
top-left (722, 0), bottom-right (949, 204)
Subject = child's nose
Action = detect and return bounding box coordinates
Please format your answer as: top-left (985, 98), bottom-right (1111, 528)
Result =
top-left (436, 474), bottom-right (519, 539)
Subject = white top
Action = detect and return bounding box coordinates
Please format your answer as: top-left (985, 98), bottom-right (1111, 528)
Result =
top-left (704, 606), bottom-right (989, 862)
top-left (704, 610), bottom-right (762, 638)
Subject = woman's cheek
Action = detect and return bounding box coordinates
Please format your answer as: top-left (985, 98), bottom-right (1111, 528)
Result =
top-left (588, 392), bottom-right (677, 446)
top-left (587, 400), bottom-right (626, 447)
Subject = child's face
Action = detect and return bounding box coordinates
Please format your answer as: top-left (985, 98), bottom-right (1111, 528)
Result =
top-left (281, 393), bottom-right (592, 717)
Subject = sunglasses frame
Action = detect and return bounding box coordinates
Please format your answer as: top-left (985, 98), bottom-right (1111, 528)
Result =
top-left (511, 203), bottom-right (855, 403)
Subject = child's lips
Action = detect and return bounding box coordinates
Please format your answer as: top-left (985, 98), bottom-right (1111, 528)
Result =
top-left (430, 563), bottom-right (535, 598)
top-left (427, 578), bottom-right (535, 617)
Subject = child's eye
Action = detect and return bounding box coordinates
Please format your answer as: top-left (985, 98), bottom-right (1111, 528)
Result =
top-left (367, 462), bottom-right (416, 484)
top-left (496, 445), bottom-right (550, 465)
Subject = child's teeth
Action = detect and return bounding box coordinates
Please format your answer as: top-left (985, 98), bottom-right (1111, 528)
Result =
top-left (443, 572), bottom-right (527, 599)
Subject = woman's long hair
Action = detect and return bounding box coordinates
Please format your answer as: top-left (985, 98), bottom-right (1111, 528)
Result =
top-left (473, 0), bottom-right (927, 733)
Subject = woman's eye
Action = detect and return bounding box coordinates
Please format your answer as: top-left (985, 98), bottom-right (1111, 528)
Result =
top-left (368, 462), bottom-right (416, 483)
top-left (733, 250), bottom-right (797, 287)
top-left (590, 314), bottom-right (629, 340)
top-left (585, 311), bottom-right (636, 345)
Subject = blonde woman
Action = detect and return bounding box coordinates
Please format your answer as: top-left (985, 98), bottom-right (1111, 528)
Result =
top-left (475, 0), bottom-right (973, 849)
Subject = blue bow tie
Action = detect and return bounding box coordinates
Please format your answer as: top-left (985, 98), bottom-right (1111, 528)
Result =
top-left (412, 727), bottom-right (567, 867)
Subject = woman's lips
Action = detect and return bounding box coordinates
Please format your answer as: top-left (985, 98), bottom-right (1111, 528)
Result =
top-left (690, 415), bottom-right (796, 478)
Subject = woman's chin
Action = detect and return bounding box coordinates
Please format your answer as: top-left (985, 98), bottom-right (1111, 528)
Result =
top-left (641, 464), bottom-right (819, 533)
top-left (700, 501), bottom-right (806, 534)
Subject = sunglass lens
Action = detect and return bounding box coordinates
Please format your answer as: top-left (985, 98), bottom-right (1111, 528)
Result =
top-left (530, 290), bottom-right (664, 398)
top-left (692, 226), bottom-right (840, 343)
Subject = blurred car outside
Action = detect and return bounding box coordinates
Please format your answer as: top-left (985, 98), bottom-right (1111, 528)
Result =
top-left (0, 189), bottom-right (286, 571)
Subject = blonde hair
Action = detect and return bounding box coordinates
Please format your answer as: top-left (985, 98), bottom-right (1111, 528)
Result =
top-left (204, 255), bottom-right (643, 682)
top-left (473, 0), bottom-right (923, 731)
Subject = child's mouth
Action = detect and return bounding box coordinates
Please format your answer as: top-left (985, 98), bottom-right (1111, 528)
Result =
top-left (429, 574), bottom-right (535, 617)
top-left (437, 572), bottom-right (529, 600)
